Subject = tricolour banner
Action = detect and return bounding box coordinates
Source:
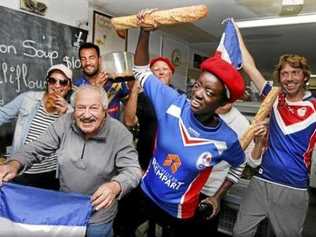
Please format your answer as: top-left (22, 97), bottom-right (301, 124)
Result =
top-left (216, 18), bottom-right (242, 70)
top-left (0, 183), bottom-right (92, 237)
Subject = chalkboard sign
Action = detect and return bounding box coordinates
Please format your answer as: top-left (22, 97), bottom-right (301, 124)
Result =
top-left (0, 6), bottom-right (88, 154)
top-left (0, 6), bottom-right (88, 106)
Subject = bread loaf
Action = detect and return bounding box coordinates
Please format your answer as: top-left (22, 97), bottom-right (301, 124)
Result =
top-left (111, 5), bottom-right (208, 31)
top-left (45, 92), bottom-right (59, 113)
top-left (239, 87), bottom-right (281, 150)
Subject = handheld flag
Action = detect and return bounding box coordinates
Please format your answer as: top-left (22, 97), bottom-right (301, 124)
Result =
top-left (0, 183), bottom-right (92, 237)
top-left (216, 19), bottom-right (242, 70)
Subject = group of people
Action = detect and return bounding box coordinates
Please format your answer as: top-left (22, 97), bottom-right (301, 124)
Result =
top-left (0, 9), bottom-right (315, 237)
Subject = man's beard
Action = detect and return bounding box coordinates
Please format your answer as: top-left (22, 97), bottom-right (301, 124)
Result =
top-left (83, 66), bottom-right (99, 77)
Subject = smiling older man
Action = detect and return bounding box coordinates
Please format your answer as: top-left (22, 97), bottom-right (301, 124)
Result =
top-left (0, 85), bottom-right (142, 237)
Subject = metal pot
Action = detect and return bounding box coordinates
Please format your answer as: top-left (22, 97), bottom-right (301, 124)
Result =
top-left (102, 51), bottom-right (134, 81)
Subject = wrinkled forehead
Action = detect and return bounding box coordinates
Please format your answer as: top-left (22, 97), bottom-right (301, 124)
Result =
top-left (76, 90), bottom-right (102, 104)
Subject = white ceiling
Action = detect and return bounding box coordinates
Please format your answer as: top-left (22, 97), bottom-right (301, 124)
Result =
top-left (92, 0), bottom-right (316, 74)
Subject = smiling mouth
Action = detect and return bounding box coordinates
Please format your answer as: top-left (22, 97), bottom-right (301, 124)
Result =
top-left (191, 99), bottom-right (201, 108)
top-left (84, 66), bottom-right (95, 71)
top-left (284, 83), bottom-right (297, 90)
top-left (80, 118), bottom-right (96, 124)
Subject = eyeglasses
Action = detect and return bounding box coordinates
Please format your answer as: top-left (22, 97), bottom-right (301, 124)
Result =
top-left (47, 77), bottom-right (69, 87)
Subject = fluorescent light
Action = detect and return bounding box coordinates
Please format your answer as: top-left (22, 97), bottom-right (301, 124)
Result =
top-left (235, 14), bottom-right (316, 28)
top-left (282, 0), bottom-right (304, 6)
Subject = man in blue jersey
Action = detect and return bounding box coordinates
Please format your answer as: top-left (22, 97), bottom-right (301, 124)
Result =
top-left (131, 10), bottom-right (246, 236)
top-left (73, 42), bottom-right (129, 120)
top-left (233, 25), bottom-right (316, 237)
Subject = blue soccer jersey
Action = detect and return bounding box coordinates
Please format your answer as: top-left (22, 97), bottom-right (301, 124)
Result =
top-left (73, 75), bottom-right (129, 119)
top-left (134, 66), bottom-right (245, 219)
top-left (257, 82), bottom-right (316, 189)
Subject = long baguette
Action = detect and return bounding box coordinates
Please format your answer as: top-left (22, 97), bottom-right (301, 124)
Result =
top-left (111, 5), bottom-right (208, 31)
top-left (240, 87), bottom-right (281, 150)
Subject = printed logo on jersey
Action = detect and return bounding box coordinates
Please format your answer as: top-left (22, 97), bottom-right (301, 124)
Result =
top-left (188, 127), bottom-right (200, 137)
top-left (151, 157), bottom-right (184, 190)
top-left (163, 154), bottom-right (182, 173)
top-left (196, 152), bottom-right (212, 170)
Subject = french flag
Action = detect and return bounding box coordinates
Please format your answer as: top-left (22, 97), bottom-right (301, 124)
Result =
top-left (216, 18), bottom-right (242, 70)
top-left (0, 183), bottom-right (92, 237)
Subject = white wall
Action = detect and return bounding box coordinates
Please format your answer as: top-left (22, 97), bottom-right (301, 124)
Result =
top-left (127, 28), bottom-right (162, 58)
top-left (127, 29), bottom-right (190, 91)
top-left (0, 0), bottom-right (88, 28)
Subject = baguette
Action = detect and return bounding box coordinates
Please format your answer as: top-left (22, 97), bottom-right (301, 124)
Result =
top-left (111, 5), bottom-right (208, 31)
top-left (240, 87), bottom-right (281, 150)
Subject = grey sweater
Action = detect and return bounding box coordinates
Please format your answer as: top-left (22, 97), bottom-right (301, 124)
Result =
top-left (10, 113), bottom-right (141, 224)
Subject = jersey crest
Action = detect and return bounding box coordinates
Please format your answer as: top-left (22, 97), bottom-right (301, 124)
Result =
top-left (196, 152), bottom-right (212, 170)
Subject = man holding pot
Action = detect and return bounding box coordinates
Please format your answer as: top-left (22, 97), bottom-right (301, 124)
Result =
top-left (74, 42), bottom-right (129, 120)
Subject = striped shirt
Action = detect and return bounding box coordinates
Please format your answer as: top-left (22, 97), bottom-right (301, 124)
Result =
top-left (201, 106), bottom-right (250, 196)
top-left (24, 104), bottom-right (59, 174)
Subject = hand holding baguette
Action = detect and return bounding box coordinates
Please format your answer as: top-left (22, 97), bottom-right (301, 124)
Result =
top-left (111, 5), bottom-right (208, 31)
top-left (239, 87), bottom-right (281, 150)
top-left (136, 8), bottom-right (159, 32)
top-left (230, 19), bottom-right (280, 150)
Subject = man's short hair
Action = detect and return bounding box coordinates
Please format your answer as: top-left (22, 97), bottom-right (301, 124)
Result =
top-left (71, 85), bottom-right (109, 109)
top-left (79, 42), bottom-right (100, 58)
top-left (274, 54), bottom-right (311, 82)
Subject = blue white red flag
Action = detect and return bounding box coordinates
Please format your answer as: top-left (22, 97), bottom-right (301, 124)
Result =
top-left (0, 183), bottom-right (92, 237)
top-left (216, 19), bottom-right (242, 70)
